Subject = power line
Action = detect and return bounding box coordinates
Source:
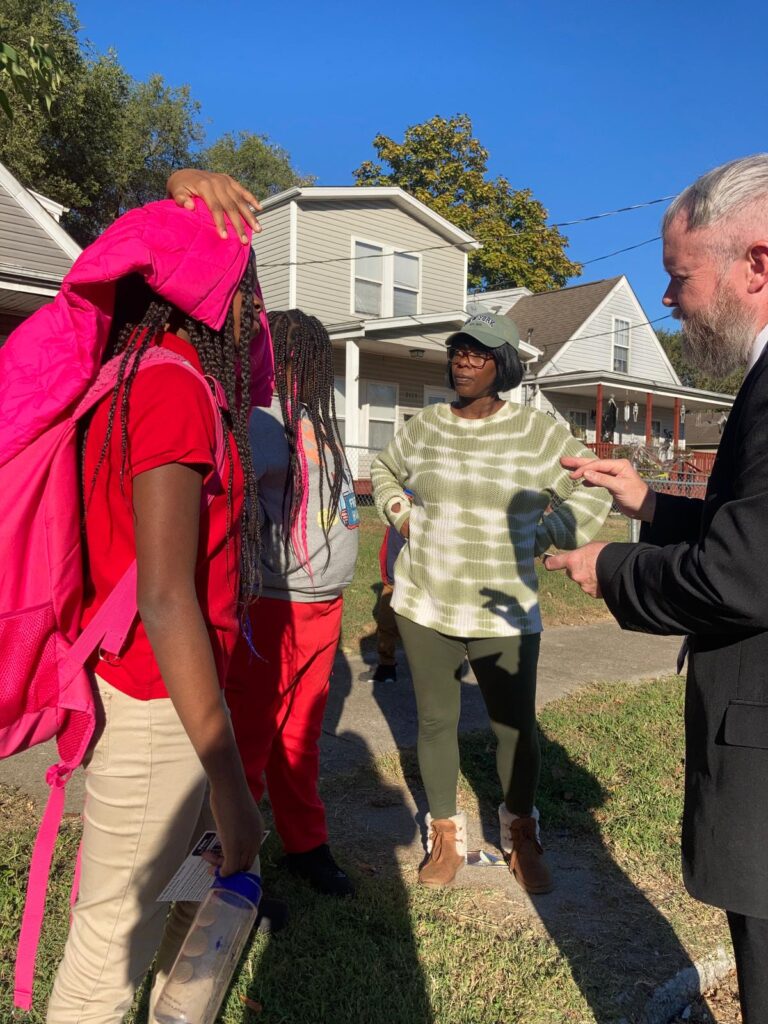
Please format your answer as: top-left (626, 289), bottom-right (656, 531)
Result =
top-left (580, 236), bottom-right (661, 265)
top-left (543, 313), bottom-right (673, 345)
top-left (552, 196), bottom-right (675, 227)
top-left (260, 240), bottom-right (463, 269)
top-left (257, 194), bottom-right (675, 270)
top-left (259, 233), bottom-right (662, 271)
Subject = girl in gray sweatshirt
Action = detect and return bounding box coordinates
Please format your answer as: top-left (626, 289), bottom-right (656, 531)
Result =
top-left (226, 309), bottom-right (359, 898)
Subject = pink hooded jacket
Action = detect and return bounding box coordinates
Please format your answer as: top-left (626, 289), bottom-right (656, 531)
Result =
top-left (0, 197), bottom-right (274, 467)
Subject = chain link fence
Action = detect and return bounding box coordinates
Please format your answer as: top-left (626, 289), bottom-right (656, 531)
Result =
top-left (348, 446), bottom-right (710, 518)
top-left (617, 477), bottom-right (708, 540)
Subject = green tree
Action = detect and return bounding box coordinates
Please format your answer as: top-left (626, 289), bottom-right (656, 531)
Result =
top-left (656, 327), bottom-right (743, 395)
top-left (0, 1), bottom-right (310, 245)
top-left (0, 36), bottom-right (61, 119)
top-left (197, 130), bottom-right (313, 198)
top-left (354, 114), bottom-right (580, 292)
top-left (0, 1), bottom-right (203, 244)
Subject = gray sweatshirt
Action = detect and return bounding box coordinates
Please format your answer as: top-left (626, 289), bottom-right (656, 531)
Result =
top-left (249, 397), bottom-right (360, 602)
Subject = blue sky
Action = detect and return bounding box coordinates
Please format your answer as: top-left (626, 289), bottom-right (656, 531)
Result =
top-left (75, 0), bottom-right (764, 324)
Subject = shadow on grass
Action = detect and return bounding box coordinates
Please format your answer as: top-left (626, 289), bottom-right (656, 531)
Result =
top-left (235, 652), bottom-right (433, 1024)
top-left (458, 722), bottom-right (697, 1022)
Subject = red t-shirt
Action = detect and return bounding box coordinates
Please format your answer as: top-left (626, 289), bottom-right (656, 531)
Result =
top-left (80, 333), bottom-right (244, 700)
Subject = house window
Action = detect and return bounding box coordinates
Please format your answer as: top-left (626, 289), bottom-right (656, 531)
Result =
top-left (612, 318), bottom-right (630, 373)
top-left (569, 410), bottom-right (588, 439)
top-left (352, 238), bottom-right (421, 318)
top-left (651, 419), bottom-right (661, 437)
top-left (365, 381), bottom-right (398, 449)
top-left (334, 376), bottom-right (346, 443)
top-left (353, 242), bottom-right (384, 317)
top-left (393, 252), bottom-right (419, 316)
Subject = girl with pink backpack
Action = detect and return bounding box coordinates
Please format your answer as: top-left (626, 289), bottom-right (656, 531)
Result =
top-left (1, 174), bottom-right (271, 1021)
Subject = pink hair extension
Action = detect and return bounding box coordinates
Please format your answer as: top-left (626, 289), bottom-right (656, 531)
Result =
top-left (288, 377), bottom-right (314, 579)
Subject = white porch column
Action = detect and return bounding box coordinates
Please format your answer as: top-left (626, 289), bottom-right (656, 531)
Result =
top-left (503, 383), bottom-right (523, 405)
top-left (345, 339), bottom-right (361, 477)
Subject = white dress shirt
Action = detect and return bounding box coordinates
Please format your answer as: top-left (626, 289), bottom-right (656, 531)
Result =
top-left (747, 322), bottom-right (768, 374)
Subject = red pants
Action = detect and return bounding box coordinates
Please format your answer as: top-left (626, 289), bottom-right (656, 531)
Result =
top-left (226, 595), bottom-right (343, 854)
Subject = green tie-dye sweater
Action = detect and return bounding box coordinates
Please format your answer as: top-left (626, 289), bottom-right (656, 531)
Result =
top-left (370, 401), bottom-right (611, 638)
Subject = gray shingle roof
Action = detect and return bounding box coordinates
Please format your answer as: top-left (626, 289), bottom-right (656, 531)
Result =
top-left (507, 277), bottom-right (622, 371)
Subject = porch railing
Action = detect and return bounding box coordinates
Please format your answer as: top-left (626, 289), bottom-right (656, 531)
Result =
top-left (347, 441), bottom-right (716, 507)
top-left (585, 441), bottom-right (715, 493)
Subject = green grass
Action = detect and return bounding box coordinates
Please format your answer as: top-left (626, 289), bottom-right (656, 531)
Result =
top-left (0, 677), bottom-right (727, 1024)
top-left (341, 509), bottom-right (630, 652)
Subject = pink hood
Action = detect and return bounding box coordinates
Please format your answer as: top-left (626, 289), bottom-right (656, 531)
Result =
top-left (0, 198), bottom-right (274, 466)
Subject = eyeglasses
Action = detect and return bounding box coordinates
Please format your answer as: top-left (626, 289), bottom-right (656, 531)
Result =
top-left (448, 346), bottom-right (494, 369)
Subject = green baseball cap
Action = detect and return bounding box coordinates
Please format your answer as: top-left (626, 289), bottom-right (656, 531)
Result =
top-left (446, 312), bottom-right (520, 352)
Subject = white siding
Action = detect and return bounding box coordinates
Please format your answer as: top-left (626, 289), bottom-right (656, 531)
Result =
top-left (296, 200), bottom-right (466, 325)
top-left (251, 204), bottom-right (291, 311)
top-left (546, 281), bottom-right (678, 385)
top-left (0, 182), bottom-right (74, 279)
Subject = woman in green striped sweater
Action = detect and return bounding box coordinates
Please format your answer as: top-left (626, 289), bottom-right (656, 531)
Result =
top-left (371, 312), bottom-right (611, 891)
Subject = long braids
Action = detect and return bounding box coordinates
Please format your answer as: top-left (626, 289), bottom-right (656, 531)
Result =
top-left (269, 309), bottom-right (347, 571)
top-left (85, 255), bottom-right (261, 609)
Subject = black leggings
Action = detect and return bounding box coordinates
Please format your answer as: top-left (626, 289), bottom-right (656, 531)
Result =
top-left (396, 614), bottom-right (541, 820)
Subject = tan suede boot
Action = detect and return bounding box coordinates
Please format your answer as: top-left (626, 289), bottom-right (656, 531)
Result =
top-left (499, 804), bottom-right (554, 894)
top-left (418, 812), bottom-right (467, 888)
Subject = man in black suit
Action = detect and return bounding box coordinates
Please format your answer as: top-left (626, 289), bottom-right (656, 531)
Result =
top-left (546, 154), bottom-right (768, 1023)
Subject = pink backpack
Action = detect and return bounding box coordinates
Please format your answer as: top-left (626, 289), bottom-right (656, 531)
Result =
top-left (0, 346), bottom-right (227, 1011)
top-left (0, 197), bottom-right (271, 1011)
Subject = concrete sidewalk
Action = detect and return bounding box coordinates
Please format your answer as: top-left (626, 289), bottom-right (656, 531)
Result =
top-left (0, 621), bottom-right (682, 812)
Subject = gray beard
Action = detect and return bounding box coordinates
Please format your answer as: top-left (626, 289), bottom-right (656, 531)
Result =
top-left (674, 288), bottom-right (755, 379)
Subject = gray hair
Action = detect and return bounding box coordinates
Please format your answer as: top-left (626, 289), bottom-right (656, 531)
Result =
top-left (662, 154), bottom-right (768, 240)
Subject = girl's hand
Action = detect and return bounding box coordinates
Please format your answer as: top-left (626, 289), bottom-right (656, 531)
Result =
top-left (166, 169), bottom-right (262, 243)
top-left (209, 780), bottom-right (264, 876)
top-left (399, 519), bottom-right (410, 539)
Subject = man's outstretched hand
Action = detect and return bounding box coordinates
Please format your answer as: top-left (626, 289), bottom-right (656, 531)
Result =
top-left (561, 456), bottom-right (656, 523)
top-left (543, 542), bottom-right (607, 599)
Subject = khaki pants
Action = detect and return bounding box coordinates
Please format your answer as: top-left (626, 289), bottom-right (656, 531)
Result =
top-left (47, 677), bottom-right (211, 1024)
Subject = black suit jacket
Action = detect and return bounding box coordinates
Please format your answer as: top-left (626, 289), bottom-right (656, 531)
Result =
top-left (597, 344), bottom-right (768, 918)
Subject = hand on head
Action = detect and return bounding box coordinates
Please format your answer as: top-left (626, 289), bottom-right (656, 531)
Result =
top-left (561, 456), bottom-right (656, 523)
top-left (167, 169), bottom-right (262, 244)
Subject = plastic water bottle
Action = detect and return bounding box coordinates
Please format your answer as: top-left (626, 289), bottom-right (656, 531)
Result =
top-left (154, 871), bottom-right (262, 1024)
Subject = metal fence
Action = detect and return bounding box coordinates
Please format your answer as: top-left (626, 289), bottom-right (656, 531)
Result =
top-left (348, 444), bottom-right (710, 514)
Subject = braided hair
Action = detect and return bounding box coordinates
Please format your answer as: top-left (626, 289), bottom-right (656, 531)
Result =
top-left (268, 309), bottom-right (346, 571)
top-left (85, 254), bottom-right (261, 609)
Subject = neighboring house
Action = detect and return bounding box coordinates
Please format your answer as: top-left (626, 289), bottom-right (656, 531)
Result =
top-left (472, 275), bottom-right (736, 461)
top-left (251, 186), bottom-right (540, 474)
top-left (0, 161), bottom-right (81, 343)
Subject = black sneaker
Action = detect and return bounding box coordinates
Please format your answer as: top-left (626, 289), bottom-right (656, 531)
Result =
top-left (255, 895), bottom-right (289, 934)
top-left (371, 663), bottom-right (397, 683)
top-left (284, 844), bottom-right (355, 897)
